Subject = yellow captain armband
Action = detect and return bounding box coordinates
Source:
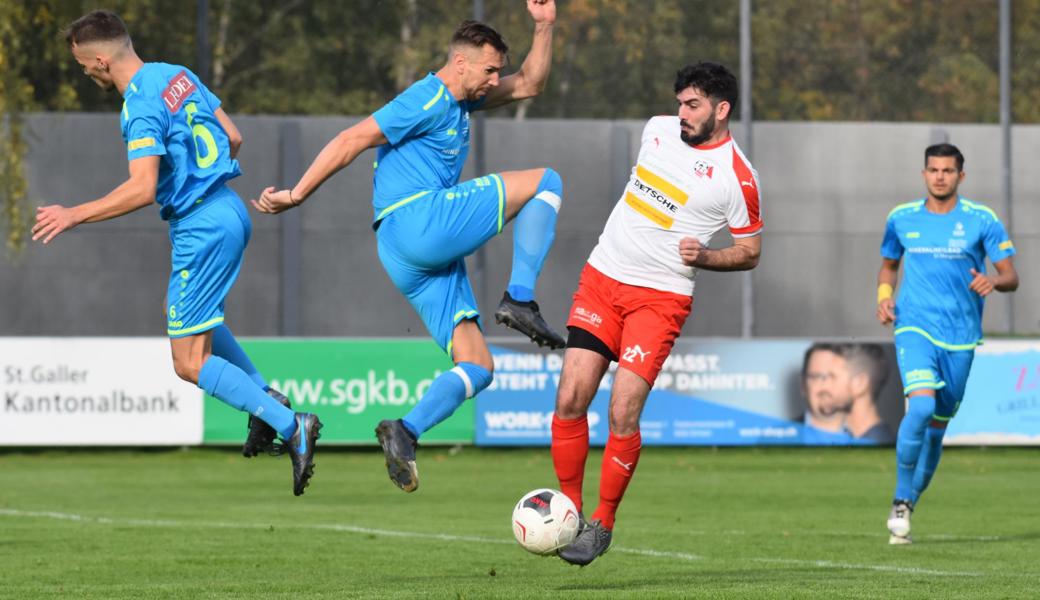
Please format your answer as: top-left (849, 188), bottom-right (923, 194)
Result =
top-left (877, 283), bottom-right (894, 304)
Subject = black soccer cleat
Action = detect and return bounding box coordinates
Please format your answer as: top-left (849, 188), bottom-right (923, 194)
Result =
top-left (284, 412), bottom-right (322, 496)
top-left (493, 292), bottom-right (566, 349)
top-left (375, 419), bottom-right (419, 493)
top-left (242, 388), bottom-right (293, 458)
top-left (558, 517), bottom-right (613, 566)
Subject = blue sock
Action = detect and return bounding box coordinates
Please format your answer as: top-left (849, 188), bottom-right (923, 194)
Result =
top-left (508, 168), bottom-right (562, 302)
top-left (911, 424), bottom-right (946, 504)
top-left (402, 362), bottom-right (493, 438)
top-left (199, 355), bottom-right (296, 439)
top-left (894, 395), bottom-right (935, 502)
top-left (210, 324), bottom-right (267, 390)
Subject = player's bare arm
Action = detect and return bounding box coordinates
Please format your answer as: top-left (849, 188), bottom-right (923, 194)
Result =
top-left (876, 257), bottom-right (900, 325)
top-left (32, 155), bottom-right (159, 244)
top-left (969, 257), bottom-right (1018, 297)
top-left (252, 116), bottom-right (387, 214)
top-left (478, 0), bottom-right (555, 111)
top-left (214, 108), bottom-right (242, 158)
top-left (679, 235), bottom-right (760, 272)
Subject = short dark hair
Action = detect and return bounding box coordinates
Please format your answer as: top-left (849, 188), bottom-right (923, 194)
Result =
top-left (674, 62), bottom-right (738, 111)
top-left (925, 143), bottom-right (964, 171)
top-left (63, 10), bottom-right (130, 48)
top-left (451, 20), bottom-right (508, 55)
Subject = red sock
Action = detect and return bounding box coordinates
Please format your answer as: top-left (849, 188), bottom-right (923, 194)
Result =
top-left (551, 414), bottom-right (589, 512)
top-left (591, 430), bottom-right (641, 531)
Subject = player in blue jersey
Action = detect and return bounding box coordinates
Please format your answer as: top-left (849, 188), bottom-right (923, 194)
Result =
top-left (32, 10), bottom-right (321, 495)
top-left (253, 0), bottom-right (562, 493)
top-left (876, 143), bottom-right (1018, 544)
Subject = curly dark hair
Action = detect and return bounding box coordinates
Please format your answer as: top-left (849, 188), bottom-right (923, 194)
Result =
top-left (674, 62), bottom-right (738, 110)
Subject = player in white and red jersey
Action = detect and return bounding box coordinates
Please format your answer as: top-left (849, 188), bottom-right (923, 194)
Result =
top-left (553, 62), bottom-right (763, 565)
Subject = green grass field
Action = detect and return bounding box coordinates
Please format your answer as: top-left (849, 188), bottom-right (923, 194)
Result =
top-left (0, 446), bottom-right (1037, 599)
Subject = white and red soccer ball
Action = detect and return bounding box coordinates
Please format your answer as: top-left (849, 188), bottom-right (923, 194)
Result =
top-left (511, 488), bottom-right (580, 555)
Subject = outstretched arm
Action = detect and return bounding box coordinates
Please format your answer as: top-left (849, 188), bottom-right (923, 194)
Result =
top-left (32, 155), bottom-right (159, 244)
top-left (478, 0), bottom-right (556, 111)
top-left (679, 235), bottom-right (761, 272)
top-left (252, 116), bottom-right (387, 214)
top-left (876, 258), bottom-right (901, 325)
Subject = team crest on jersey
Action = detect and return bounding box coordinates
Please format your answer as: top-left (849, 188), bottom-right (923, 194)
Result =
top-left (162, 71), bottom-right (197, 114)
top-left (693, 159), bottom-right (714, 179)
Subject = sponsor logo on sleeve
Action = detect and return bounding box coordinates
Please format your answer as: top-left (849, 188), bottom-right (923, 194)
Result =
top-left (127, 137), bottom-right (156, 151)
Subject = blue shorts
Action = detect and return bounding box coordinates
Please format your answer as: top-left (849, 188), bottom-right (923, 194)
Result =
top-left (894, 329), bottom-right (976, 420)
top-left (166, 186), bottom-right (251, 338)
top-left (376, 174), bottom-right (507, 354)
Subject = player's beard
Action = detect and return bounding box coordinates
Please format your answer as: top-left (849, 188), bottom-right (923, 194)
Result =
top-left (680, 115), bottom-right (717, 147)
top-left (929, 184), bottom-right (958, 202)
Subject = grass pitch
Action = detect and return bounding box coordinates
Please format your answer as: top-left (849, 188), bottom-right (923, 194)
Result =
top-left (0, 446), bottom-right (1037, 599)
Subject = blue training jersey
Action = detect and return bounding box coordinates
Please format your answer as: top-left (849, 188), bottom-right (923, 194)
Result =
top-left (880, 197), bottom-right (1016, 349)
top-left (370, 73), bottom-right (482, 223)
top-left (120, 63), bottom-right (241, 221)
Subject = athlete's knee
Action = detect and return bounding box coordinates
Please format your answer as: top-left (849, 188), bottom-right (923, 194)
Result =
top-left (454, 362), bottom-right (493, 399)
top-left (555, 379), bottom-right (592, 419)
top-left (905, 394), bottom-right (936, 422)
top-left (534, 167), bottom-right (563, 211)
top-left (171, 346), bottom-right (207, 385)
top-left (609, 405), bottom-right (641, 436)
top-left (172, 355), bottom-right (202, 384)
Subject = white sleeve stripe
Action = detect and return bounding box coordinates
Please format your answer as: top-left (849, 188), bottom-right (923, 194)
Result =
top-left (450, 366), bottom-right (474, 398)
top-left (534, 190), bottom-right (562, 213)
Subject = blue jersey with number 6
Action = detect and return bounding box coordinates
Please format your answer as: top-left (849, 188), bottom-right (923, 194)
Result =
top-left (120, 63), bottom-right (241, 221)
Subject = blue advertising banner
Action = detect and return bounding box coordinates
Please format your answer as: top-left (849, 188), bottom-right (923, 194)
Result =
top-left (476, 339), bottom-right (905, 446)
top-left (948, 341), bottom-right (1040, 445)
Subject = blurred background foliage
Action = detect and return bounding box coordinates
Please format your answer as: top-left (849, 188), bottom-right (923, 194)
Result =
top-left (3, 0), bottom-right (1039, 250)
top-left (3, 0), bottom-right (1039, 121)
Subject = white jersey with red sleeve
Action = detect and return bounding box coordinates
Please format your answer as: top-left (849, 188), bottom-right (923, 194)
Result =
top-left (586, 116), bottom-right (763, 296)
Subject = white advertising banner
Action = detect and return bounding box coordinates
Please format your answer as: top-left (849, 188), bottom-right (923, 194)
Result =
top-left (0, 338), bottom-right (203, 445)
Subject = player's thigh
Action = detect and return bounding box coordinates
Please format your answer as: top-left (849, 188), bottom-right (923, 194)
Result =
top-left (555, 347), bottom-right (610, 418)
top-left (380, 177), bottom-right (505, 268)
top-left (564, 264), bottom-right (624, 358)
top-left (934, 349), bottom-right (975, 420)
top-left (893, 332), bottom-right (944, 397)
top-left (615, 288), bottom-right (692, 388)
top-left (166, 199), bottom-right (247, 338)
top-left (383, 257), bottom-right (482, 356)
top-left (499, 168), bottom-right (549, 222)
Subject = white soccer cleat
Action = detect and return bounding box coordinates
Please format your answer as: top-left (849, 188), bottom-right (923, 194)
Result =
top-left (888, 533), bottom-right (913, 545)
top-left (887, 500), bottom-right (913, 541)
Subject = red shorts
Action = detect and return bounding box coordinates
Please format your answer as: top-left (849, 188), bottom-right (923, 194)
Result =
top-left (566, 264), bottom-right (692, 386)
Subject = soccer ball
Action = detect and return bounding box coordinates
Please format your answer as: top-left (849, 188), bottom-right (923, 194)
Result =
top-left (511, 488), bottom-right (580, 555)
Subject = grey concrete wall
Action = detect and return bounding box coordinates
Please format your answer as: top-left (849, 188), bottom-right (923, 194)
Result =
top-left (2, 113), bottom-right (1035, 339)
